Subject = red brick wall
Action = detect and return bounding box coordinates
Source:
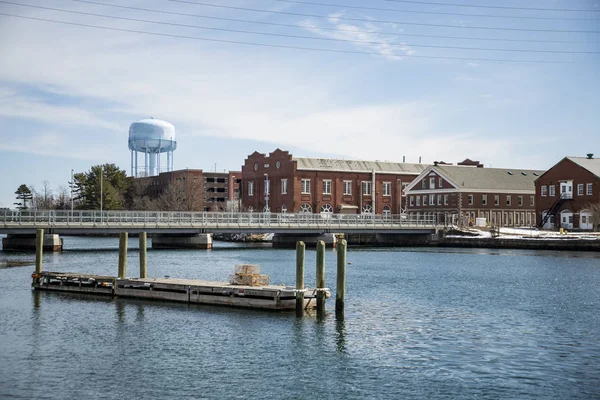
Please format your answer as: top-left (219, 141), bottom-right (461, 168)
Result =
top-left (535, 158), bottom-right (600, 228)
top-left (242, 149), bottom-right (419, 213)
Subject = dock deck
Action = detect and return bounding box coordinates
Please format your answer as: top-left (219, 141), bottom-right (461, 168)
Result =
top-left (33, 271), bottom-right (329, 311)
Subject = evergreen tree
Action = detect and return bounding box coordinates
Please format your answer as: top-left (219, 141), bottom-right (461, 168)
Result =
top-left (14, 184), bottom-right (33, 210)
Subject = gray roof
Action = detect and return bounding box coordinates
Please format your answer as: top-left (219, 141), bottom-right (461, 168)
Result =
top-left (434, 165), bottom-right (545, 192)
top-left (293, 157), bottom-right (427, 175)
top-left (567, 157), bottom-right (600, 178)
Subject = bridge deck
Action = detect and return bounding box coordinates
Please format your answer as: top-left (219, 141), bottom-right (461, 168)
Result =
top-left (1, 210), bottom-right (438, 234)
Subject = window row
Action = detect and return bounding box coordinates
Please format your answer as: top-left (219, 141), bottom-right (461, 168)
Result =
top-left (541, 183), bottom-right (593, 196)
top-left (247, 179), bottom-right (394, 196)
top-left (421, 177), bottom-right (444, 189)
top-left (409, 194), bottom-right (535, 207)
top-left (410, 194), bottom-right (449, 207)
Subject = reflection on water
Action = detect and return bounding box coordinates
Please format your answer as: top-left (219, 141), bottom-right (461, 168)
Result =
top-left (0, 238), bottom-right (599, 399)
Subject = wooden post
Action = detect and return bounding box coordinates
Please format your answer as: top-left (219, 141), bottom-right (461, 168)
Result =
top-left (296, 241), bottom-right (305, 317)
top-left (336, 239), bottom-right (347, 317)
top-left (139, 232), bottom-right (147, 278)
top-left (118, 232), bottom-right (128, 279)
top-left (34, 229), bottom-right (44, 285)
top-left (316, 240), bottom-right (326, 316)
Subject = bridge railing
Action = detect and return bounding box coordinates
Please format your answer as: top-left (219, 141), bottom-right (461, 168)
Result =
top-left (0, 209), bottom-right (438, 228)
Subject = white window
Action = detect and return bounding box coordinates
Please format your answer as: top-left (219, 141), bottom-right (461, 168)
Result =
top-left (587, 183), bottom-right (593, 195)
top-left (437, 194), bottom-right (442, 205)
top-left (299, 203), bottom-right (312, 213)
top-left (530, 196), bottom-right (534, 206)
top-left (383, 182), bottom-right (391, 196)
top-left (301, 179), bottom-right (311, 194)
top-left (577, 184), bottom-right (584, 195)
top-left (421, 179), bottom-right (426, 189)
top-left (264, 179), bottom-right (270, 195)
top-left (281, 179), bottom-right (287, 194)
top-left (444, 194), bottom-right (448, 205)
top-left (416, 196), bottom-right (421, 206)
top-left (322, 179), bottom-right (331, 195)
top-left (439, 177), bottom-right (443, 188)
top-left (383, 205), bottom-right (391, 217)
top-left (549, 185), bottom-right (556, 197)
top-left (423, 195), bottom-right (427, 206)
top-left (506, 195), bottom-right (511, 206)
top-left (363, 181), bottom-right (372, 196)
top-left (482, 195), bottom-right (487, 206)
top-left (541, 185), bottom-right (547, 197)
top-left (429, 194), bottom-right (435, 205)
top-left (343, 180), bottom-right (352, 195)
top-left (468, 194), bottom-right (473, 205)
top-left (410, 196), bottom-right (414, 206)
top-left (494, 195), bottom-right (499, 206)
top-left (518, 196), bottom-right (523, 206)
top-left (429, 177), bottom-right (435, 189)
top-left (248, 181), bottom-right (254, 196)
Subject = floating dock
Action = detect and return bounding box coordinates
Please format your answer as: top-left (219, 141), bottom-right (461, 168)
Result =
top-left (32, 271), bottom-right (329, 311)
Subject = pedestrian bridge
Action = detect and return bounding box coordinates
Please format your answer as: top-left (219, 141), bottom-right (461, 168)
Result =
top-left (0, 210), bottom-right (437, 235)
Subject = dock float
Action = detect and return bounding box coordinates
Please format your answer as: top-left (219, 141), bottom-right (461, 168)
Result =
top-left (32, 271), bottom-right (329, 311)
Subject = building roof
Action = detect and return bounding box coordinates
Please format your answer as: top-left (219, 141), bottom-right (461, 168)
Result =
top-left (566, 156), bottom-right (600, 178)
top-left (293, 157), bottom-right (427, 175)
top-left (407, 165), bottom-right (545, 192)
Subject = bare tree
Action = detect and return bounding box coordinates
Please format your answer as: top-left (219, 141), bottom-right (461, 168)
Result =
top-left (32, 181), bottom-right (55, 210)
top-left (55, 185), bottom-right (70, 210)
top-left (586, 202), bottom-right (600, 232)
top-left (156, 178), bottom-right (202, 211)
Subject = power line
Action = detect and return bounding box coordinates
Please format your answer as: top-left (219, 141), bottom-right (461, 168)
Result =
top-left (71, 0), bottom-right (598, 45)
top-left (272, 0), bottom-right (596, 21)
top-left (4, 2), bottom-right (597, 54)
top-left (169, 0), bottom-right (600, 33)
top-left (0, 12), bottom-right (581, 64)
top-left (383, 0), bottom-right (600, 13)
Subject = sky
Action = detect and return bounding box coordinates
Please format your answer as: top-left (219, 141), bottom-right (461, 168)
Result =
top-left (0, 0), bottom-right (598, 208)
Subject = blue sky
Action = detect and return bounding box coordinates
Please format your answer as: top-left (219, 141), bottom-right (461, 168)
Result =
top-left (0, 0), bottom-right (598, 208)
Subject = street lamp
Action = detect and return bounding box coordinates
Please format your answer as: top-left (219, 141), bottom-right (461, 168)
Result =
top-left (70, 169), bottom-right (74, 217)
top-left (100, 165), bottom-right (103, 223)
top-left (264, 173), bottom-right (269, 213)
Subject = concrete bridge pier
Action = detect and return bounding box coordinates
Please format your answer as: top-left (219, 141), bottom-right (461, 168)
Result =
top-left (273, 233), bottom-right (337, 248)
top-left (151, 233), bottom-right (213, 249)
top-left (2, 234), bottom-right (63, 252)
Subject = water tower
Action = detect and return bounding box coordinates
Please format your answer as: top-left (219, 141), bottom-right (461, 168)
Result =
top-left (128, 118), bottom-right (177, 177)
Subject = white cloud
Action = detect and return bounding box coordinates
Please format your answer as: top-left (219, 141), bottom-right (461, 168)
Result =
top-left (300, 13), bottom-right (414, 60)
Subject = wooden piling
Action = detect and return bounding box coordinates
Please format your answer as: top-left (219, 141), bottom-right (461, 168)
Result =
top-left (316, 240), bottom-right (326, 316)
top-left (296, 241), bottom-right (305, 317)
top-left (139, 232), bottom-right (147, 279)
top-left (35, 229), bottom-right (44, 274)
top-left (34, 229), bottom-right (44, 285)
top-left (118, 232), bottom-right (128, 279)
top-left (336, 239), bottom-right (347, 317)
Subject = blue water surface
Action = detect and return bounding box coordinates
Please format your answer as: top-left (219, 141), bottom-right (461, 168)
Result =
top-left (0, 236), bottom-right (598, 399)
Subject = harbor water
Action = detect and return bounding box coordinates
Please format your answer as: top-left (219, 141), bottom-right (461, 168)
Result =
top-left (0, 237), bottom-right (599, 399)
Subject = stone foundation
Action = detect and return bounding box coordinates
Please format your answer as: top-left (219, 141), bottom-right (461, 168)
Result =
top-left (2, 234), bottom-right (63, 251)
top-left (151, 234), bottom-right (213, 249)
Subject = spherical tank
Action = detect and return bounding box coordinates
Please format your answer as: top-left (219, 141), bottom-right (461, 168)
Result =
top-left (128, 119), bottom-right (177, 153)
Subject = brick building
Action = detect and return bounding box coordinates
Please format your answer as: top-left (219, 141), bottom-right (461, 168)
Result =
top-left (535, 155), bottom-right (600, 230)
top-left (241, 149), bottom-right (427, 214)
top-left (135, 169), bottom-right (240, 211)
top-left (404, 162), bottom-right (544, 227)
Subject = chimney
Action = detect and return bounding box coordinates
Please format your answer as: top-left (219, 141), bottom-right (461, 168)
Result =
top-left (587, 153), bottom-right (594, 159)
top-left (419, 156), bottom-right (422, 163)
top-left (434, 161), bottom-right (439, 166)
top-left (403, 156), bottom-right (405, 163)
